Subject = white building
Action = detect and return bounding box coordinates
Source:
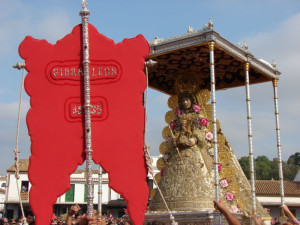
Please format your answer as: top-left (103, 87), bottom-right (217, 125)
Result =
top-left (0, 176), bottom-right (6, 217)
top-left (4, 159), bottom-right (147, 219)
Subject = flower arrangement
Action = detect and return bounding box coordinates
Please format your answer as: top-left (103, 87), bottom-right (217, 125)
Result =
top-left (161, 168), bottom-right (165, 176)
top-left (170, 121), bottom-right (175, 129)
top-left (231, 205), bottom-right (239, 213)
top-left (218, 163), bottom-right (222, 171)
top-left (175, 108), bottom-right (182, 116)
top-left (220, 178), bottom-right (229, 188)
top-left (206, 132), bottom-right (213, 141)
top-left (192, 104), bottom-right (201, 113)
top-left (207, 147), bottom-right (214, 156)
top-left (225, 192), bottom-right (235, 202)
top-left (199, 117), bottom-right (208, 126)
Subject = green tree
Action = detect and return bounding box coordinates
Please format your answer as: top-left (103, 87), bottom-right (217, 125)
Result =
top-left (269, 158), bottom-right (279, 180)
top-left (255, 156), bottom-right (272, 180)
top-left (238, 153), bottom-right (300, 181)
top-left (238, 156), bottom-right (250, 180)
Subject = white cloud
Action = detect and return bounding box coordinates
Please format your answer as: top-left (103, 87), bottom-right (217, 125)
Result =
top-left (0, 1), bottom-right (73, 58)
top-left (223, 12), bottom-right (300, 160)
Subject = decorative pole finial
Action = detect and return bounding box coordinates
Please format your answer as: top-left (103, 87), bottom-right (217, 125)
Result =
top-left (80, 0), bottom-right (90, 17)
top-left (272, 60), bottom-right (277, 69)
top-left (13, 62), bottom-right (26, 70)
top-left (187, 26), bottom-right (194, 33)
top-left (81, 0), bottom-right (87, 9)
top-left (205, 18), bottom-right (214, 30)
top-left (242, 41), bottom-right (248, 51)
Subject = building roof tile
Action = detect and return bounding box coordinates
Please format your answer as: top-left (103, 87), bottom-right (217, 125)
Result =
top-left (255, 180), bottom-right (300, 197)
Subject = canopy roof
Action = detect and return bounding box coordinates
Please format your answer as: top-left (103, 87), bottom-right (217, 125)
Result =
top-left (147, 22), bottom-right (280, 95)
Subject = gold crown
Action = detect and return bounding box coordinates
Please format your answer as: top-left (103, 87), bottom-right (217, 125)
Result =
top-left (175, 72), bottom-right (199, 94)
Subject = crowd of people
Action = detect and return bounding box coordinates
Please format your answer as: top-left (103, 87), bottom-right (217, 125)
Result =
top-left (0, 201), bottom-right (299, 225)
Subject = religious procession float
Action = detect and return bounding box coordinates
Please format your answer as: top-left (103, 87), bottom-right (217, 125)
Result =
top-left (11, 1), bottom-right (287, 225)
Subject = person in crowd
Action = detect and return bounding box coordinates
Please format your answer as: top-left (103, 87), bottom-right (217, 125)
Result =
top-left (65, 204), bottom-right (81, 225)
top-left (2, 218), bottom-right (8, 225)
top-left (26, 214), bottom-right (34, 225)
top-left (50, 219), bottom-right (57, 225)
top-left (281, 205), bottom-right (300, 225)
top-left (213, 198), bottom-right (241, 225)
top-left (251, 205), bottom-right (300, 225)
top-left (17, 217), bottom-right (24, 225)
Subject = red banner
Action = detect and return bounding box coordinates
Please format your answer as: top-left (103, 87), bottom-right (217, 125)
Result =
top-left (19, 24), bottom-right (149, 225)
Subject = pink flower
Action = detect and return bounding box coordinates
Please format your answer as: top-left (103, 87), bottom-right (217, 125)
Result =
top-left (166, 137), bottom-right (171, 143)
top-left (175, 108), bottom-right (181, 116)
top-left (205, 132), bottom-right (213, 141)
top-left (193, 104), bottom-right (201, 113)
top-left (220, 179), bottom-right (228, 188)
top-left (225, 192), bottom-right (235, 202)
top-left (199, 118), bottom-right (208, 126)
top-left (231, 205), bottom-right (239, 213)
top-left (161, 168), bottom-right (165, 176)
top-left (218, 163), bottom-right (222, 171)
top-left (170, 121), bottom-right (175, 129)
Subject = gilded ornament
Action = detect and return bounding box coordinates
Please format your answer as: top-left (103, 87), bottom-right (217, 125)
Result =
top-left (159, 142), bottom-right (168, 155)
top-left (150, 188), bottom-right (157, 199)
top-left (208, 41), bottom-right (215, 51)
top-left (207, 119), bottom-right (220, 133)
top-left (273, 79), bottom-right (278, 87)
top-left (196, 89), bottom-right (211, 105)
top-left (162, 126), bottom-right (171, 140)
top-left (218, 151), bottom-right (230, 165)
top-left (186, 152), bottom-right (191, 157)
top-left (219, 166), bottom-right (235, 180)
top-left (227, 182), bottom-right (240, 195)
top-left (156, 157), bottom-right (166, 171)
top-left (168, 95), bottom-right (178, 109)
top-left (203, 104), bottom-right (212, 120)
top-left (244, 62), bottom-right (250, 71)
top-left (236, 199), bottom-right (244, 211)
top-left (154, 172), bottom-right (162, 184)
top-left (165, 110), bottom-right (177, 124)
top-left (217, 134), bottom-right (226, 149)
top-left (217, 120), bottom-right (220, 131)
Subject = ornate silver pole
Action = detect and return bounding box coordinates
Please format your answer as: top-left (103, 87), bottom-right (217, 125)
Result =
top-left (244, 62), bottom-right (257, 216)
top-left (272, 78), bottom-right (286, 212)
top-left (80, 0), bottom-right (94, 217)
top-left (98, 165), bottom-right (103, 216)
top-left (208, 42), bottom-right (223, 224)
top-left (208, 41), bottom-right (219, 201)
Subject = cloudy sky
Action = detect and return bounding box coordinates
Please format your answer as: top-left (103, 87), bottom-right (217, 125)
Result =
top-left (0, 0), bottom-right (300, 176)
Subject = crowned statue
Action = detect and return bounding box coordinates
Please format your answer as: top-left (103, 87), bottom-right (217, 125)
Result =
top-left (149, 75), bottom-right (269, 221)
top-left (150, 76), bottom-right (215, 211)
